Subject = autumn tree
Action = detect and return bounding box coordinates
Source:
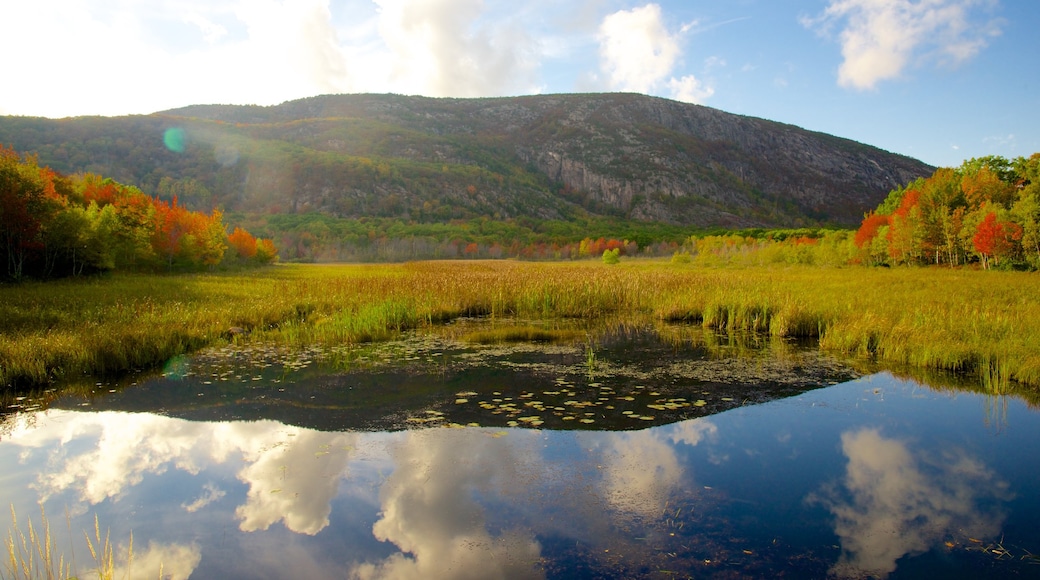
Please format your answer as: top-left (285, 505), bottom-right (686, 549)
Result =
top-left (972, 210), bottom-right (1022, 269)
top-left (0, 147), bottom-right (63, 279)
top-left (886, 190), bottom-right (926, 264)
top-left (961, 164), bottom-right (1016, 209)
top-left (918, 168), bottom-right (966, 265)
top-left (853, 213), bottom-right (888, 265)
top-left (228, 226), bottom-right (258, 260)
top-left (0, 146), bottom-right (276, 279)
top-left (255, 238), bottom-right (278, 263)
top-left (1011, 154), bottom-right (1040, 268)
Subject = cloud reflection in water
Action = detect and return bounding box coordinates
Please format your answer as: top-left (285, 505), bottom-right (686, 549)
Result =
top-left (353, 428), bottom-right (545, 580)
top-left (13, 410), bottom-right (361, 535)
top-left (811, 427), bottom-right (1011, 578)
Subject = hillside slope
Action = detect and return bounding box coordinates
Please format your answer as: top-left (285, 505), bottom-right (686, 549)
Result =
top-left (0, 93), bottom-right (933, 227)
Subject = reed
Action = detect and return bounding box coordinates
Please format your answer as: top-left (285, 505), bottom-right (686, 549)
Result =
top-left (3, 506), bottom-right (132, 580)
top-left (2, 261), bottom-right (1039, 390)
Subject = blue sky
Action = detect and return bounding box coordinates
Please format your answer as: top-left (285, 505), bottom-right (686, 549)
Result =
top-left (0, 0), bottom-right (1036, 168)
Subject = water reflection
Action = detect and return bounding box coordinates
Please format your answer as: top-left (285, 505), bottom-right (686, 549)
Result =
top-left (812, 427), bottom-right (1012, 578)
top-left (119, 542), bottom-right (202, 580)
top-left (12, 411), bottom-right (360, 535)
top-left (355, 429), bottom-right (544, 579)
top-left (593, 420), bottom-right (717, 517)
top-left (3, 372), bottom-right (1038, 578)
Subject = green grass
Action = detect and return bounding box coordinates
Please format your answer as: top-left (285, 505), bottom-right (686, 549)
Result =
top-left (2, 261), bottom-right (1039, 391)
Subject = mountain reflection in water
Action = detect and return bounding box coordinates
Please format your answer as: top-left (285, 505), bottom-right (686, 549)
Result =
top-left (2, 329), bottom-right (1039, 578)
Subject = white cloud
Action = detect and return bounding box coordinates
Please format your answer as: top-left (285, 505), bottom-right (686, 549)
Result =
top-left (597, 4), bottom-right (713, 104)
top-left (108, 541), bottom-right (202, 580)
top-left (597, 4), bottom-right (680, 93)
top-left (0, 0), bottom-right (354, 115)
top-left (182, 482), bottom-right (226, 513)
top-left (598, 430), bottom-right (684, 517)
top-left (809, 428), bottom-right (1011, 578)
top-left (0, 0), bottom-right (544, 117)
top-left (805, 0), bottom-right (1004, 90)
top-left (368, 0), bottom-right (540, 97)
top-left (669, 418), bottom-right (718, 447)
top-left (235, 427), bottom-right (359, 535)
top-left (352, 429), bottom-right (544, 580)
top-left (14, 410), bottom-right (359, 536)
top-left (703, 56), bottom-right (727, 70)
top-left (667, 75), bottom-right (714, 105)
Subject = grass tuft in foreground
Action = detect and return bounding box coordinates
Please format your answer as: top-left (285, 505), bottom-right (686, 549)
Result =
top-left (3, 505), bottom-right (134, 580)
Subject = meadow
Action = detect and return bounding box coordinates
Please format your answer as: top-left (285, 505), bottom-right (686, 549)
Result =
top-left (2, 260), bottom-right (1039, 392)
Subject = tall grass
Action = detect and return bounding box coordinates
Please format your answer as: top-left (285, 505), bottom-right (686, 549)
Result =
top-left (3, 506), bottom-right (132, 580)
top-left (2, 261), bottom-right (1039, 390)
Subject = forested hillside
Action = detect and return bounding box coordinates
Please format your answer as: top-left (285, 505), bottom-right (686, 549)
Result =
top-left (0, 93), bottom-right (932, 230)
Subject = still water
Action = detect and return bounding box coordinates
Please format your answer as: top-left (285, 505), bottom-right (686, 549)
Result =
top-left (2, 324), bottom-right (1039, 579)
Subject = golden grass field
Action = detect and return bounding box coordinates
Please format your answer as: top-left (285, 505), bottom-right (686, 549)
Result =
top-left (2, 260), bottom-right (1038, 391)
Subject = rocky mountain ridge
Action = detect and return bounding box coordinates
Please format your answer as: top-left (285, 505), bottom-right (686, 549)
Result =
top-left (0, 93), bottom-right (933, 227)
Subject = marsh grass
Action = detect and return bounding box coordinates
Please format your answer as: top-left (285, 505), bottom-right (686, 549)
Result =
top-left (3, 261), bottom-right (1040, 391)
top-left (3, 506), bottom-right (132, 580)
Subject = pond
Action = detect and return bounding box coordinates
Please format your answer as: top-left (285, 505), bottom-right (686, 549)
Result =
top-left (2, 321), bottom-right (1039, 579)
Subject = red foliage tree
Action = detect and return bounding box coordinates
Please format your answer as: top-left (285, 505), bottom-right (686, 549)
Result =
top-left (854, 213), bottom-right (889, 248)
top-left (80, 174), bottom-right (120, 206)
top-left (973, 211), bottom-right (1023, 269)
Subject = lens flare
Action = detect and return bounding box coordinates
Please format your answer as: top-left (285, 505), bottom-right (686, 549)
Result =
top-left (163, 127), bottom-right (186, 153)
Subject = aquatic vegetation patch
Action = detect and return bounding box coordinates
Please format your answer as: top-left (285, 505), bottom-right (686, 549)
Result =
top-left (459, 325), bottom-right (586, 344)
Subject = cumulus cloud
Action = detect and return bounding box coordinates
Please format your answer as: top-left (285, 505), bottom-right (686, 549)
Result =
top-left (0, 0), bottom-right (357, 115)
top-left (182, 482), bottom-right (226, 513)
top-left (595, 419), bottom-right (717, 518)
top-left (0, 0), bottom-right (548, 116)
top-left (598, 430), bottom-right (684, 517)
top-left (596, 3), bottom-right (713, 104)
top-left (369, 0), bottom-right (539, 97)
top-left (805, 0), bottom-right (1004, 90)
top-left (667, 76), bottom-right (714, 105)
top-left (108, 541), bottom-right (202, 580)
top-left (235, 428), bottom-right (359, 535)
top-left (352, 429), bottom-right (544, 580)
top-left (597, 4), bottom-right (681, 93)
top-left (669, 418), bottom-right (718, 447)
top-left (809, 428), bottom-right (1011, 578)
top-left (14, 410), bottom-right (359, 535)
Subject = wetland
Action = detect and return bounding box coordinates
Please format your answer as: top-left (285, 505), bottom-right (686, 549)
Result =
top-left (4, 316), bottom-right (1040, 579)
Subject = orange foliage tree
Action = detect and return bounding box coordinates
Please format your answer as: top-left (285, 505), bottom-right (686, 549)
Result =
top-left (228, 227), bottom-right (258, 260)
top-left (0, 146), bottom-right (276, 279)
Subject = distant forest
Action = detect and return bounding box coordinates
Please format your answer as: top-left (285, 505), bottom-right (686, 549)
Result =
top-left (0, 146), bottom-right (276, 281)
top-left (4, 141), bottom-right (1038, 278)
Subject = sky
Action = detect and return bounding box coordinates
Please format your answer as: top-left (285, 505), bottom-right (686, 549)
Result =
top-left (0, 0), bottom-right (1037, 168)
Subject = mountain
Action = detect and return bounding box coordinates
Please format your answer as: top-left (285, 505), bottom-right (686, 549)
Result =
top-left (0, 93), bottom-right (933, 227)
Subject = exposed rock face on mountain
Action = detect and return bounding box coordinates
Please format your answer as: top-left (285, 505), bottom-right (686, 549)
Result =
top-left (0, 93), bottom-right (932, 227)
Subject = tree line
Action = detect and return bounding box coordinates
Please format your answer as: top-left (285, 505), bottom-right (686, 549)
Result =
top-left (853, 154), bottom-right (1040, 270)
top-left (0, 146), bottom-right (277, 281)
